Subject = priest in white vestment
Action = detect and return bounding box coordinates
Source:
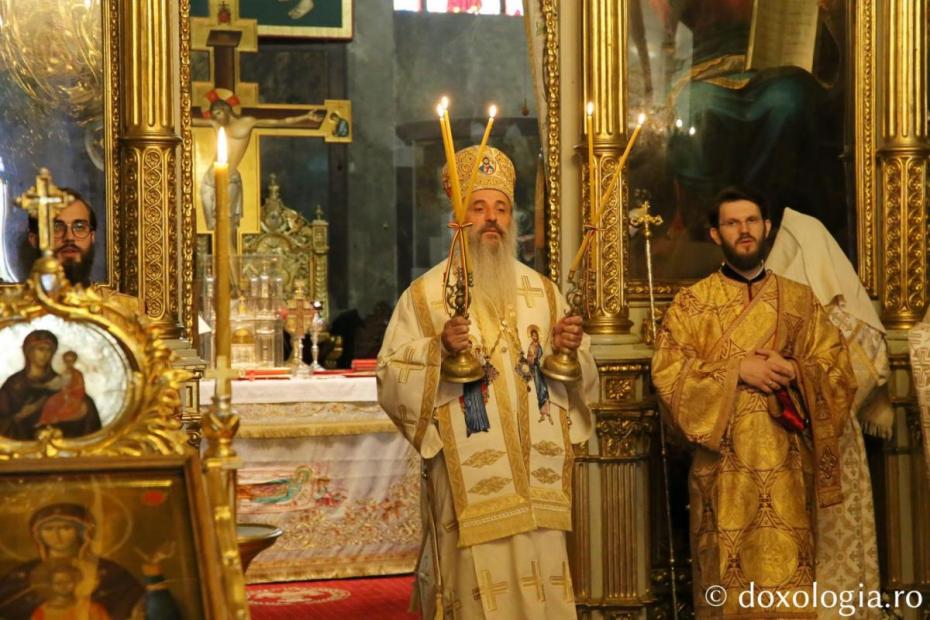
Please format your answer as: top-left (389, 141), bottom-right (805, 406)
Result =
top-left (377, 145), bottom-right (599, 619)
top-left (767, 208), bottom-right (886, 619)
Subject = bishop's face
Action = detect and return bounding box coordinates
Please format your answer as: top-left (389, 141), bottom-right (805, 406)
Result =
top-left (464, 188), bottom-right (513, 247)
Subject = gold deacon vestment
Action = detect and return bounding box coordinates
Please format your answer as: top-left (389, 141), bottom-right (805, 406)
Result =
top-left (377, 259), bottom-right (598, 619)
top-left (652, 271), bottom-right (855, 619)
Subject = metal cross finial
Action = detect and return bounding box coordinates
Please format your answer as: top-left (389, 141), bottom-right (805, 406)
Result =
top-left (630, 198), bottom-right (679, 620)
top-left (14, 168), bottom-right (74, 254)
top-left (629, 200), bottom-right (664, 240)
top-left (206, 355), bottom-right (241, 399)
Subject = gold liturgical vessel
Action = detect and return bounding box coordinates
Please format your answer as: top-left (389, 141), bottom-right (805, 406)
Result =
top-left (440, 264), bottom-right (485, 384)
top-left (541, 274), bottom-right (583, 383)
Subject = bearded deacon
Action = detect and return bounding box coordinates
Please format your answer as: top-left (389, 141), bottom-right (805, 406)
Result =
top-left (651, 187), bottom-right (857, 619)
top-left (377, 146), bottom-right (599, 619)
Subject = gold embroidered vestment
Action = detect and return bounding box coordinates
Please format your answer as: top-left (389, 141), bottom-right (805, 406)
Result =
top-left (652, 272), bottom-right (855, 618)
top-left (377, 260), bottom-right (598, 619)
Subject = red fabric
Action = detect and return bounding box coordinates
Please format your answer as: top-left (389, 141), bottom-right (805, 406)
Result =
top-left (774, 389), bottom-right (807, 433)
top-left (248, 575), bottom-right (419, 620)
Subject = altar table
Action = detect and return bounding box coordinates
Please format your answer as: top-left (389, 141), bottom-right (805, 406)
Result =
top-left (200, 375), bottom-right (421, 583)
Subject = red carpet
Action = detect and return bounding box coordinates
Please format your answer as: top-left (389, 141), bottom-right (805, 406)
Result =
top-left (248, 575), bottom-right (420, 619)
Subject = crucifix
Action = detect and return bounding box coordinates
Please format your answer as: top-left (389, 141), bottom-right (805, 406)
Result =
top-left (191, 0), bottom-right (352, 248)
top-left (14, 168), bottom-right (74, 255)
top-left (285, 279), bottom-right (314, 376)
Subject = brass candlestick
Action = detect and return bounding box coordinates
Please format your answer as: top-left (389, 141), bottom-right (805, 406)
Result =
top-left (541, 268), bottom-right (584, 383)
top-left (440, 265), bottom-right (484, 384)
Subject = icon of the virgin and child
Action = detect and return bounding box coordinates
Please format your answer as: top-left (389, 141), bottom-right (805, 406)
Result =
top-left (0, 503), bottom-right (181, 619)
top-left (0, 330), bottom-right (101, 441)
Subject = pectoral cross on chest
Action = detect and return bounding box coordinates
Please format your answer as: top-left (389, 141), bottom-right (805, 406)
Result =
top-left (517, 275), bottom-right (544, 309)
top-left (15, 168), bottom-right (74, 254)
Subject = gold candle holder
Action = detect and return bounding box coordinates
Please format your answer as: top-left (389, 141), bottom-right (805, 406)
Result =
top-left (436, 97), bottom-right (485, 385)
top-left (541, 270), bottom-right (584, 384)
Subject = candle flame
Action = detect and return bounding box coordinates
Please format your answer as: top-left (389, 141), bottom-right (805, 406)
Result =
top-left (637, 113), bottom-right (646, 125)
top-left (675, 118), bottom-right (683, 128)
top-left (440, 95), bottom-right (450, 109)
top-left (488, 104), bottom-right (497, 119)
top-left (689, 126), bottom-right (696, 136)
top-left (436, 104), bottom-right (446, 118)
top-left (217, 127), bottom-right (228, 164)
top-left (586, 102), bottom-right (594, 116)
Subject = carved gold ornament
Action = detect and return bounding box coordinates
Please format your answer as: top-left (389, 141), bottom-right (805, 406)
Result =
top-left (0, 256), bottom-right (190, 458)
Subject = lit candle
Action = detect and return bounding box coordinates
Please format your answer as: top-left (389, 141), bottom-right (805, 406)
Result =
top-left (463, 104), bottom-right (497, 203)
top-left (437, 99), bottom-right (464, 224)
top-left (213, 127), bottom-right (231, 392)
top-left (585, 102), bottom-right (599, 226)
top-left (459, 104), bottom-right (497, 273)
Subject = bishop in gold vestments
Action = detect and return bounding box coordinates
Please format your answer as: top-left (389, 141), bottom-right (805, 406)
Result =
top-left (652, 189), bottom-right (856, 618)
top-left (378, 146), bottom-right (598, 619)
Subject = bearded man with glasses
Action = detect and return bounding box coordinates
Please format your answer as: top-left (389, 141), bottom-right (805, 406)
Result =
top-left (27, 189), bottom-right (97, 286)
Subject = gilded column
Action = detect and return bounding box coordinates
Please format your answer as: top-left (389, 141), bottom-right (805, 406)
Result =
top-left (877, 0), bottom-right (928, 328)
top-left (581, 0), bottom-right (633, 334)
top-left (118, 0), bottom-right (182, 337)
top-left (571, 362), bottom-right (655, 616)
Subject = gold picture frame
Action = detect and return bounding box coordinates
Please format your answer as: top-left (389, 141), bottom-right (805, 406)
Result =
top-left (618, 1), bottom-right (877, 300)
top-left (190, 0), bottom-right (353, 40)
top-left (0, 454), bottom-right (229, 619)
top-left (0, 257), bottom-right (189, 459)
top-left (0, 0), bottom-right (118, 288)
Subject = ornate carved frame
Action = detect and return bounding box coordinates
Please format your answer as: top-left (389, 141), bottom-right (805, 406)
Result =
top-left (612, 2), bottom-right (887, 305)
top-left (541, 0), bottom-right (563, 283)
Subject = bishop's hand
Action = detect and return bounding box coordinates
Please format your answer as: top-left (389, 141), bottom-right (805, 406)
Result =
top-left (441, 316), bottom-right (471, 355)
top-left (553, 315), bottom-right (584, 352)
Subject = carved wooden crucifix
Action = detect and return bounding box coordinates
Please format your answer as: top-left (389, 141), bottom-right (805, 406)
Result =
top-left (190, 0), bottom-right (351, 244)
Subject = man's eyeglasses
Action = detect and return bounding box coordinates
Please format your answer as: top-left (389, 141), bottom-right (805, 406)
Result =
top-left (53, 220), bottom-right (93, 240)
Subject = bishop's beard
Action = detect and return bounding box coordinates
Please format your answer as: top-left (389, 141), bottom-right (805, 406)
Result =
top-left (467, 222), bottom-right (518, 318)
